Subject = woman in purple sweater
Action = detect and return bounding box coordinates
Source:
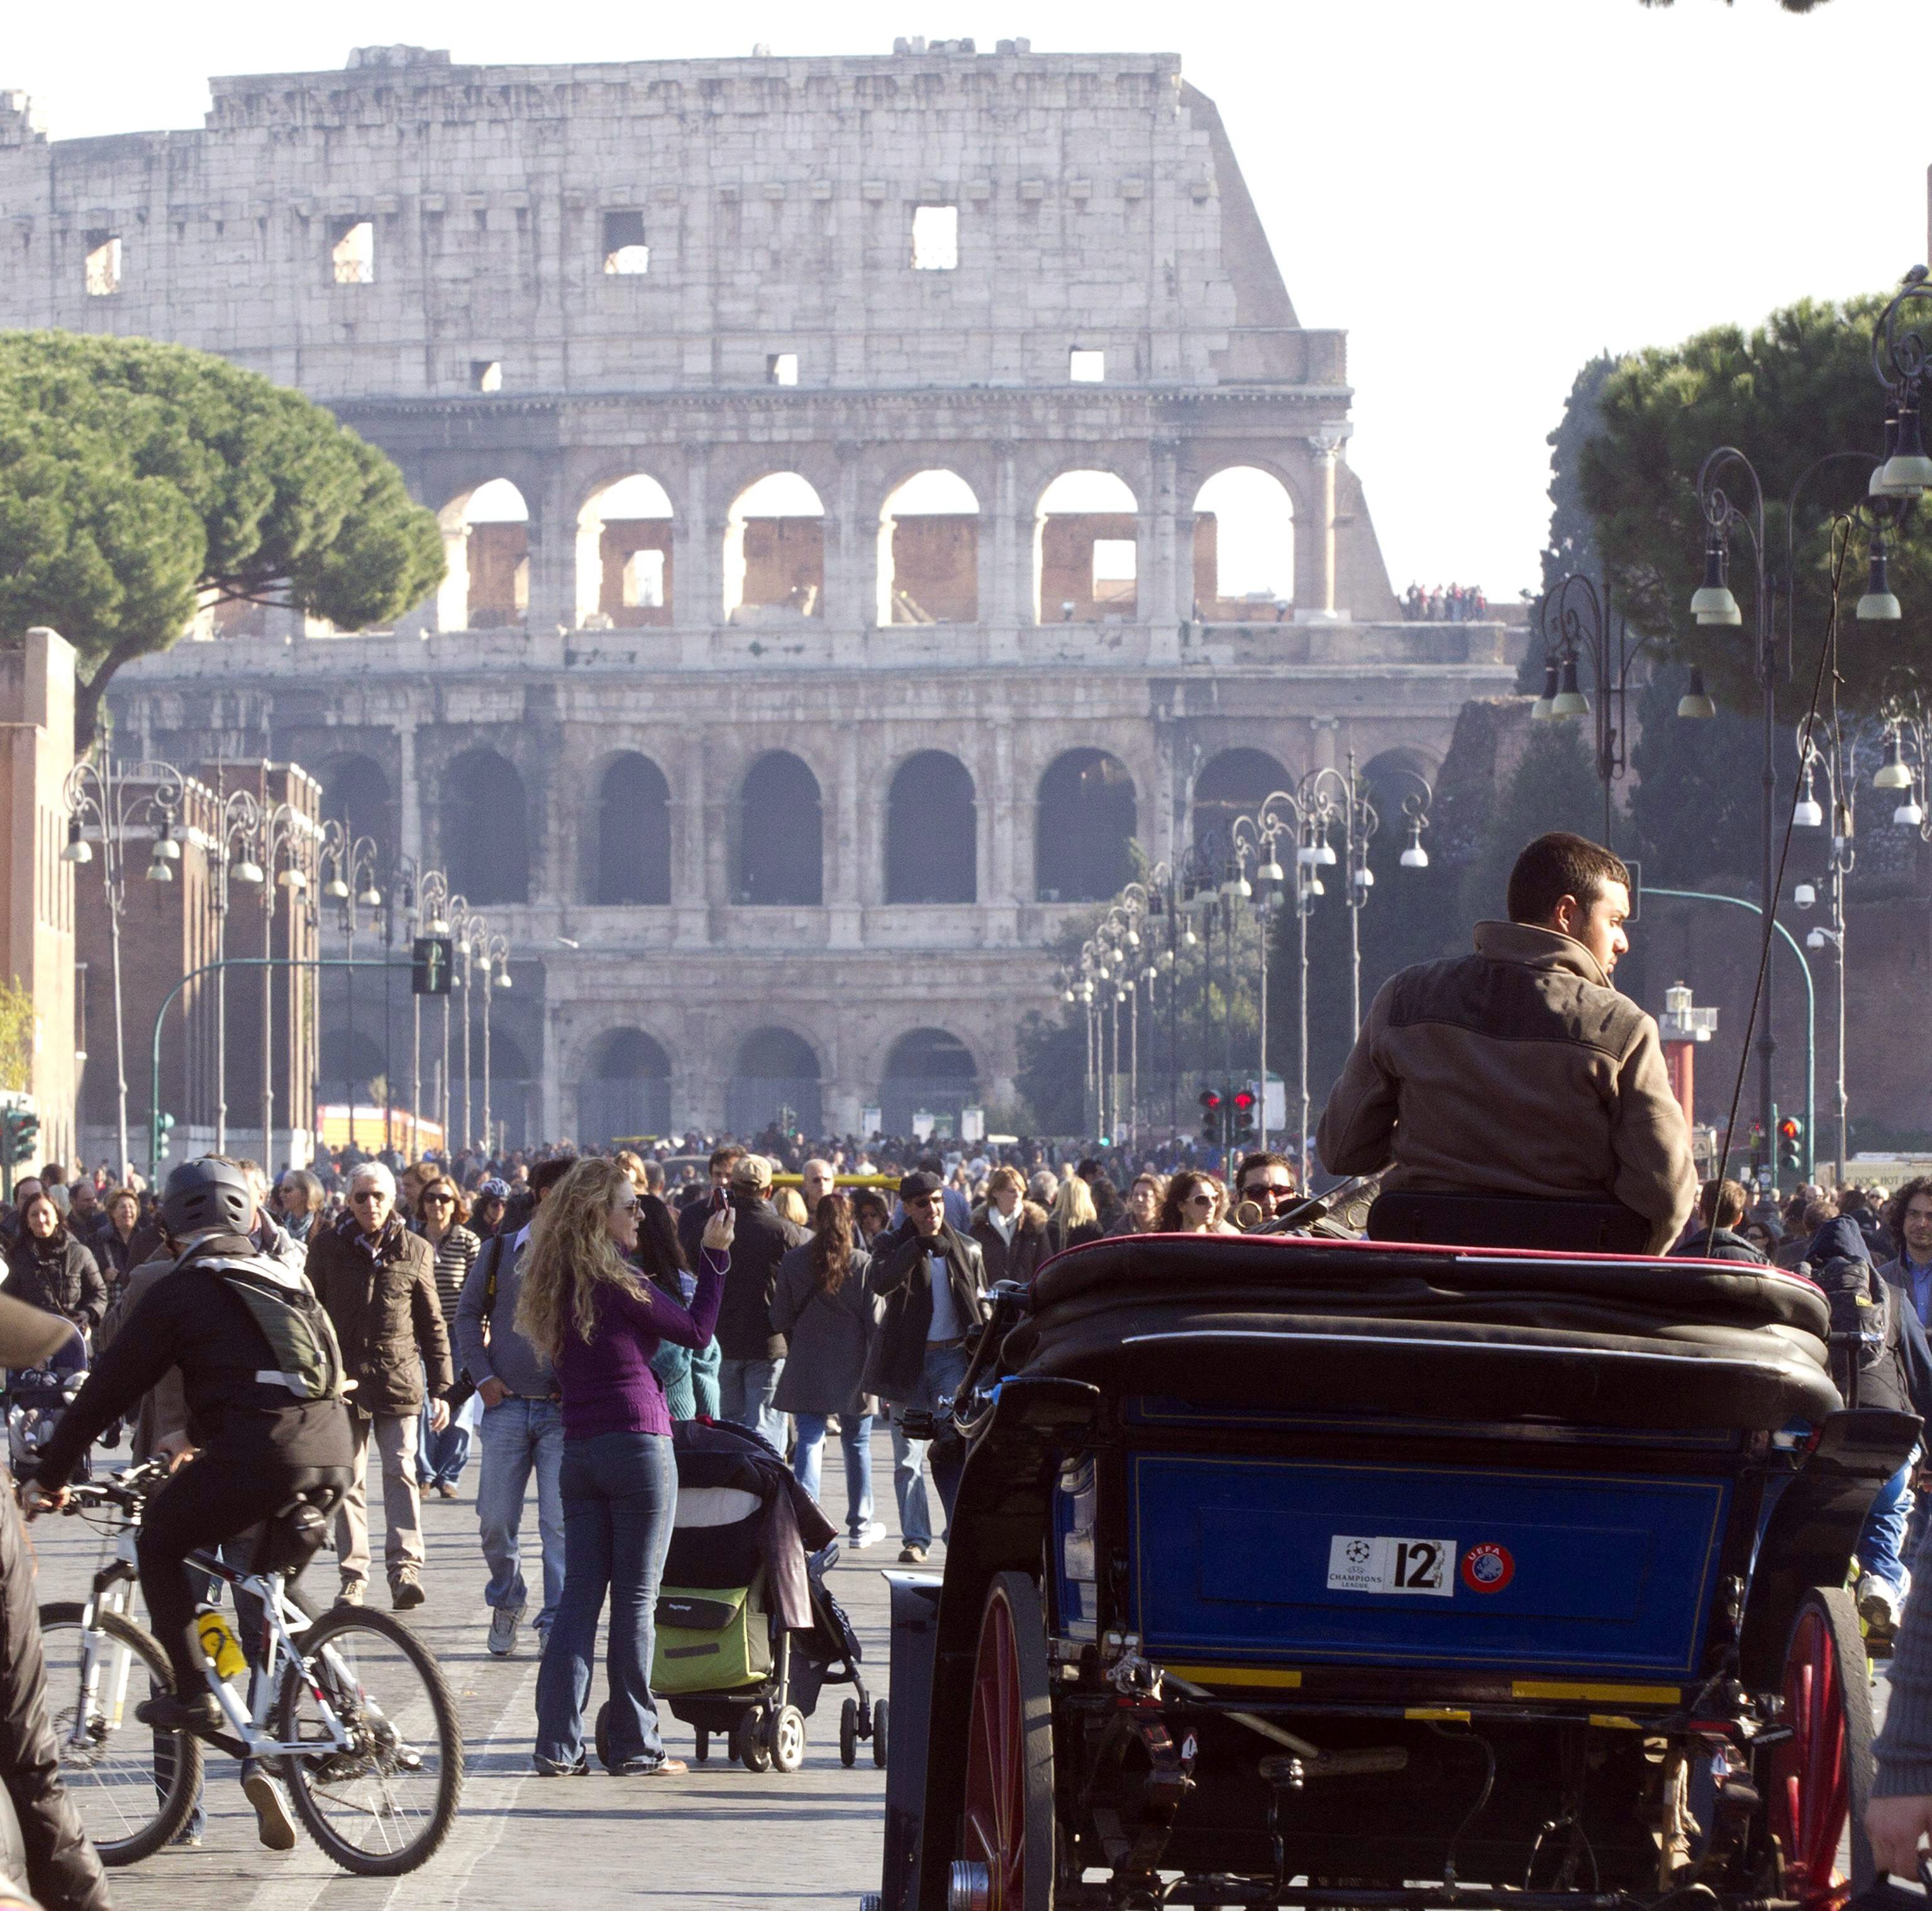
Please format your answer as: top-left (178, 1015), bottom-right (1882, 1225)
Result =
top-left (516, 1156), bottom-right (731, 1776)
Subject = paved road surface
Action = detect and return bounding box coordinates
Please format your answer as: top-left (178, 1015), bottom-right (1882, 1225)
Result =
top-left (27, 1433), bottom-right (909, 1911)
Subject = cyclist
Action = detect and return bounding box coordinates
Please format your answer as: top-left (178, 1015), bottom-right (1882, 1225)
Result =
top-left (19, 1158), bottom-right (354, 1737)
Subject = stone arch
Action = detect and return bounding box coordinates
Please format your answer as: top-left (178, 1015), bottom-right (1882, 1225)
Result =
top-left (885, 750), bottom-right (976, 904)
top-left (318, 751), bottom-right (394, 875)
top-left (724, 472), bottom-right (824, 622)
top-left (579, 1026), bottom-right (674, 1142)
top-left (319, 1027), bottom-right (387, 1109)
top-left (590, 751), bottom-right (672, 905)
top-left (738, 751), bottom-right (823, 906)
top-left (1192, 747), bottom-right (1292, 853)
top-left (878, 1027), bottom-right (980, 1136)
top-left (436, 478), bottom-right (529, 633)
top-left (441, 746), bottom-right (528, 905)
top-left (485, 1023), bottom-right (535, 1151)
top-left (1036, 749), bottom-right (1138, 902)
top-left (877, 468), bottom-right (980, 624)
top-left (1191, 466), bottom-right (1297, 620)
top-left (726, 1025), bottom-right (823, 1137)
top-left (575, 472), bottom-right (675, 629)
top-left (1033, 468), bottom-right (1141, 625)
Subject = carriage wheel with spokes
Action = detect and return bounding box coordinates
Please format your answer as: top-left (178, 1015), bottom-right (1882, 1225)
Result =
top-left (1770, 1587), bottom-right (1874, 1911)
top-left (958, 1571), bottom-right (1055, 1911)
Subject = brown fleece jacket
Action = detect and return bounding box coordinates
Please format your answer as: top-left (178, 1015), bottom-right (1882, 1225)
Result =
top-left (1316, 921), bottom-right (1697, 1254)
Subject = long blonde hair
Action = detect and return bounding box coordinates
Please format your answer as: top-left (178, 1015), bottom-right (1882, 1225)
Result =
top-left (1051, 1174), bottom-right (1097, 1232)
top-left (514, 1157), bottom-right (640, 1361)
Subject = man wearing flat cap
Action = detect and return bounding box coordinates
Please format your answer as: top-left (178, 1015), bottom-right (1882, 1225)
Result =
top-left (863, 1169), bottom-right (988, 1563)
top-left (714, 1153), bottom-right (804, 1452)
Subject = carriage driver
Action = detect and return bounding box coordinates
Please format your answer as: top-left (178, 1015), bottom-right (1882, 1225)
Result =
top-left (1316, 831), bottom-right (1697, 1255)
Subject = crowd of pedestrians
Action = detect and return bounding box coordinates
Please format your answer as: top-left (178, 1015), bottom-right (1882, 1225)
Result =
top-left (1402, 581), bottom-right (1489, 621)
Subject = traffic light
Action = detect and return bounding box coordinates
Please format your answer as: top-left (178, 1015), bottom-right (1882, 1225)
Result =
top-left (1199, 1088), bottom-right (1223, 1146)
top-left (0, 1109), bottom-right (37, 1168)
top-left (1779, 1116), bottom-right (1804, 1177)
top-left (155, 1112), bottom-right (177, 1156)
top-left (1231, 1088), bottom-right (1257, 1141)
top-left (412, 935), bottom-right (454, 997)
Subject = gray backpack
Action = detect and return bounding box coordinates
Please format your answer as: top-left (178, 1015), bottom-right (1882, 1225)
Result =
top-left (180, 1241), bottom-right (346, 1402)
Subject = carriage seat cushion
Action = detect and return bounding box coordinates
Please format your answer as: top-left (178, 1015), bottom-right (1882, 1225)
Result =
top-left (1002, 1235), bottom-right (1836, 1432)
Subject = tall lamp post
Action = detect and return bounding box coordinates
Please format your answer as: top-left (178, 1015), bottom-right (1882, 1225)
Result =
top-left (320, 830), bottom-right (381, 1149)
top-left (419, 873), bottom-right (453, 1153)
top-left (480, 932), bottom-right (512, 1157)
top-left (1687, 431), bottom-right (1904, 1181)
top-left (62, 758), bottom-right (186, 1177)
top-left (210, 791), bottom-right (264, 1153)
top-left (257, 804), bottom-right (311, 1169)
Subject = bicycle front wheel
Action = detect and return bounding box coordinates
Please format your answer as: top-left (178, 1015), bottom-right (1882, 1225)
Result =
top-left (37, 1600), bottom-right (202, 1864)
top-left (276, 1606), bottom-right (462, 1876)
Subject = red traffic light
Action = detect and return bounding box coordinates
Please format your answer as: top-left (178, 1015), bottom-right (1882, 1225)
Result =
top-left (1778, 1117), bottom-right (1801, 1140)
top-left (1232, 1090), bottom-right (1257, 1111)
top-left (1199, 1090), bottom-right (1223, 1110)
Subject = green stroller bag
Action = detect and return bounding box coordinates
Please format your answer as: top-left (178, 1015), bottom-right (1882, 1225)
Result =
top-left (652, 1581), bottom-right (772, 1693)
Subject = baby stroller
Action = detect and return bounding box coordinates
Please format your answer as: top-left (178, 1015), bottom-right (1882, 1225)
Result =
top-left (592, 1421), bottom-right (882, 1775)
top-left (6, 1331), bottom-right (87, 1477)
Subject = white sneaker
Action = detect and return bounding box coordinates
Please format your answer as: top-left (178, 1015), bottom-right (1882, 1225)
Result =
top-left (848, 1520), bottom-right (887, 1549)
top-left (242, 1768), bottom-right (298, 1852)
top-left (487, 1604), bottom-right (524, 1657)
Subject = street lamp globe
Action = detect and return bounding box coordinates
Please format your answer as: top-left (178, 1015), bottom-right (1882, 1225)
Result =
top-left (1400, 839), bottom-right (1430, 870)
top-left (1875, 731), bottom-right (1914, 790)
top-left (1549, 655), bottom-right (1590, 719)
top-left (494, 965), bottom-right (513, 989)
top-left (232, 855), bottom-right (264, 886)
top-left (1806, 925), bottom-right (1828, 951)
top-left (1689, 540), bottom-right (1741, 625)
top-left (61, 819), bottom-right (91, 865)
top-left (1896, 792), bottom-right (1926, 829)
top-left (1676, 667), bottom-right (1717, 721)
top-left (1792, 773), bottom-right (1824, 830)
top-left (1531, 658), bottom-right (1560, 721)
top-left (357, 882), bottom-right (382, 909)
top-left (1857, 538), bottom-right (1902, 621)
top-left (1793, 882), bottom-right (1816, 909)
top-left (1879, 403), bottom-right (1932, 494)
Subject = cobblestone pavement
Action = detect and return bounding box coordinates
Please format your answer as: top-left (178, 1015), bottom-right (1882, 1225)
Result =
top-left (26, 1434), bottom-right (911, 1911)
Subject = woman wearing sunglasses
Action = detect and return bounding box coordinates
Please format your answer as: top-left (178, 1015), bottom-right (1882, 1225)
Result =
top-left (1158, 1170), bottom-right (1236, 1235)
top-left (415, 1177), bottom-right (482, 1498)
top-left (516, 1156), bottom-right (733, 1777)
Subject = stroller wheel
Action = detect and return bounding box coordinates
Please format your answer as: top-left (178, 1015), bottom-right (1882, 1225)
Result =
top-left (840, 1698), bottom-right (858, 1768)
top-left (735, 1710), bottom-right (772, 1774)
top-left (770, 1704), bottom-right (806, 1775)
top-left (693, 1728), bottom-right (710, 1764)
top-left (593, 1701), bottom-right (613, 1772)
top-left (872, 1697), bottom-right (889, 1770)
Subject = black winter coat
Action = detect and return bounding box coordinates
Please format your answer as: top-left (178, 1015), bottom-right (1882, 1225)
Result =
top-left (713, 1195), bottom-right (806, 1361)
top-left (1671, 1225), bottom-right (1767, 1265)
top-left (4, 1235), bottom-right (106, 1338)
top-left (309, 1217), bottom-right (452, 1416)
top-left (863, 1223), bottom-right (988, 1404)
top-left (969, 1201), bottom-right (1050, 1287)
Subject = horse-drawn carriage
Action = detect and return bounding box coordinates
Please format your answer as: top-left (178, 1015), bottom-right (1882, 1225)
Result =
top-left (865, 1218), bottom-right (1915, 1911)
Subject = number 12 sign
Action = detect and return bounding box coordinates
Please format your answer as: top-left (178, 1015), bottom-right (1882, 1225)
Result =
top-left (1326, 1534), bottom-right (1456, 1597)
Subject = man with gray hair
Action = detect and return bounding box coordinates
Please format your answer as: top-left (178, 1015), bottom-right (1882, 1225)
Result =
top-left (308, 1159), bottom-right (451, 1609)
top-left (801, 1158), bottom-right (837, 1211)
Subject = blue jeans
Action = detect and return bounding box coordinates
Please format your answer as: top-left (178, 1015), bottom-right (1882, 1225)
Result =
top-left (793, 1413), bottom-right (874, 1534)
top-left (889, 1344), bottom-right (971, 1549)
top-left (718, 1356), bottom-right (787, 1452)
top-left (534, 1431), bottom-right (677, 1770)
top-left (1860, 1454), bottom-right (1918, 1598)
top-left (475, 1397), bottom-right (565, 1630)
top-left (419, 1390), bottom-right (481, 1489)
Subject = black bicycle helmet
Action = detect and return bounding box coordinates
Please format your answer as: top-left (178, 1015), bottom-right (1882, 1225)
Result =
top-left (160, 1158), bottom-right (253, 1239)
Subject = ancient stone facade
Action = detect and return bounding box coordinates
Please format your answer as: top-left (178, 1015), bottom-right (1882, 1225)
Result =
top-left (1, 45), bottom-right (1516, 1143)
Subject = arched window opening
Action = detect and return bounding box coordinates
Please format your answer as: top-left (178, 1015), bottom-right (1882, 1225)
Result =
top-left (886, 752), bottom-right (976, 902)
top-left (318, 753), bottom-right (394, 877)
top-left (441, 747), bottom-right (529, 905)
top-left (1036, 750), bottom-right (1137, 902)
top-left (726, 1027), bottom-right (822, 1138)
top-left (579, 1028), bottom-right (672, 1143)
top-left (319, 1029), bottom-right (387, 1111)
top-left (738, 752), bottom-right (822, 906)
top-left (1034, 470), bottom-right (1140, 624)
top-left (436, 479), bottom-right (530, 633)
top-left (1191, 467), bottom-right (1296, 621)
top-left (877, 469), bottom-right (979, 624)
top-left (1192, 748), bottom-right (1292, 855)
top-left (576, 474), bottom-right (674, 629)
top-left (879, 1028), bottom-right (979, 1137)
top-left (724, 473), bottom-right (824, 623)
top-left (592, 753), bottom-right (671, 906)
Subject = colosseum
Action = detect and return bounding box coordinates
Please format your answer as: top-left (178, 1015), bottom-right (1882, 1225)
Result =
top-left (0, 41), bottom-right (1514, 1146)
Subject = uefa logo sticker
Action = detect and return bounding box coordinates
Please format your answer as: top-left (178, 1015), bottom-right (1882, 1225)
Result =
top-left (1460, 1543), bottom-right (1514, 1593)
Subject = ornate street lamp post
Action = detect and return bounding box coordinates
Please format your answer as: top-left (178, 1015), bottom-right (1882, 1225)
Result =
top-left (211, 791), bottom-right (264, 1153)
top-left (62, 758), bottom-right (186, 1177)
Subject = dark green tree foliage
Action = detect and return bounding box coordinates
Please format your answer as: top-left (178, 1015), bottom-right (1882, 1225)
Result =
top-left (0, 331), bottom-right (445, 739)
top-left (1580, 292), bottom-right (1919, 719)
top-left (1626, 664), bottom-right (1767, 888)
top-left (1521, 355), bottom-right (1619, 692)
top-left (1462, 721), bottom-right (1603, 929)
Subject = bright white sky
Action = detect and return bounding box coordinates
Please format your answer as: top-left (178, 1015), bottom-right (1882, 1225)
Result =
top-left (8, 0), bottom-right (1924, 601)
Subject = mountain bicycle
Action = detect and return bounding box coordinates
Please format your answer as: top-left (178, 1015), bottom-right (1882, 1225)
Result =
top-left (35, 1460), bottom-right (462, 1875)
